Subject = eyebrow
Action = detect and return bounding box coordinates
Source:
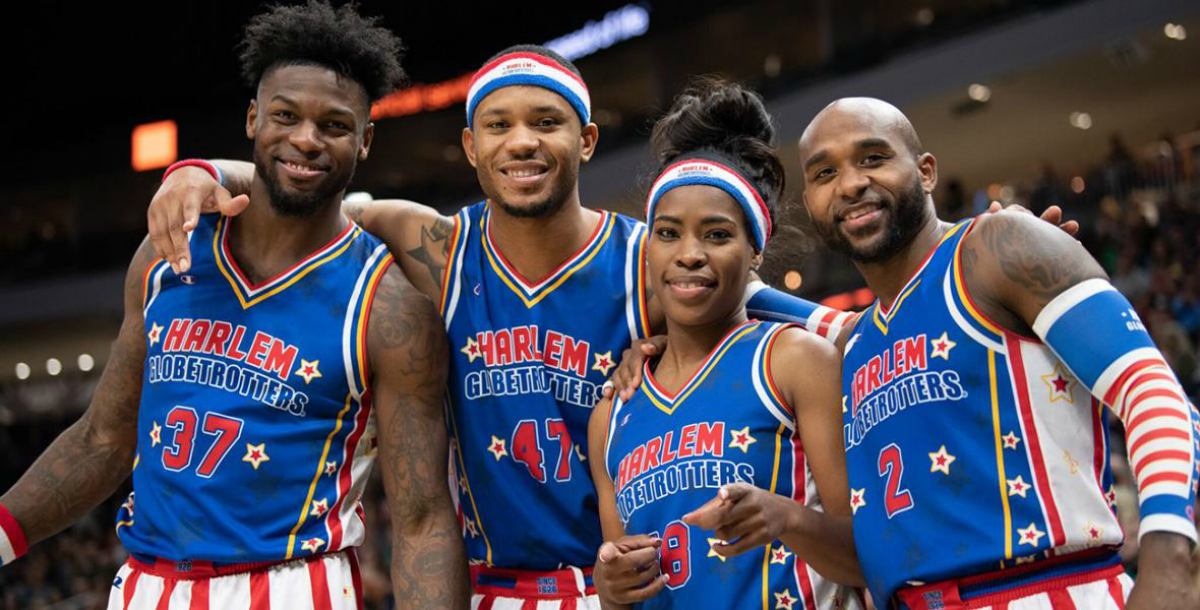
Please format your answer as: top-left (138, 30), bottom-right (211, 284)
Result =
top-left (803, 137), bottom-right (895, 172)
top-left (269, 95), bottom-right (357, 120)
top-left (654, 214), bottom-right (738, 225)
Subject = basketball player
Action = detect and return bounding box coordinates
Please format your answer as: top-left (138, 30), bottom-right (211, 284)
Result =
top-left (589, 78), bottom-right (862, 609)
top-left (795, 98), bottom-right (1199, 608)
top-left (142, 45), bottom-right (859, 608)
top-left (0, 4), bottom-right (467, 608)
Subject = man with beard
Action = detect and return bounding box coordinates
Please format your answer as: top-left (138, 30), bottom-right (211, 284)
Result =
top-left (0, 3), bottom-right (467, 608)
top-left (797, 97), bottom-right (1199, 609)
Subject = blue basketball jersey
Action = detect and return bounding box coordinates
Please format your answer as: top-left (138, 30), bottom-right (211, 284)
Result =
top-left (840, 219), bottom-right (1125, 603)
top-left (117, 213), bottom-right (393, 565)
top-left (441, 202), bottom-right (652, 570)
top-left (604, 321), bottom-right (861, 610)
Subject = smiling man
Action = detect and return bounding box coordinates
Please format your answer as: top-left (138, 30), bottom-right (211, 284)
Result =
top-left (797, 97), bottom-right (1199, 609)
top-left (0, 3), bottom-right (466, 608)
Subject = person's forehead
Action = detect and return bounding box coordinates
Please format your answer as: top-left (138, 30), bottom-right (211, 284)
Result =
top-left (476, 85), bottom-right (572, 112)
top-left (260, 65), bottom-right (367, 106)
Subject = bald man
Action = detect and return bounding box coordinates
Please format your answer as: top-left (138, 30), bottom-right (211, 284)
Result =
top-left (795, 98), bottom-right (1199, 609)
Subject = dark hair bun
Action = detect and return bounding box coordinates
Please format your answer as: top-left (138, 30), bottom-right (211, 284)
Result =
top-left (651, 77), bottom-right (784, 221)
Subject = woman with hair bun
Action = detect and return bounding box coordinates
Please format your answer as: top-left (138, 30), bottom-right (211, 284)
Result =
top-left (588, 78), bottom-right (864, 609)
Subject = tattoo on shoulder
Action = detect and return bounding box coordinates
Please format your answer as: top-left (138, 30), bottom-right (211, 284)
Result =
top-left (405, 217), bottom-right (455, 288)
top-left (343, 201), bottom-right (365, 224)
top-left (978, 215), bottom-right (1092, 302)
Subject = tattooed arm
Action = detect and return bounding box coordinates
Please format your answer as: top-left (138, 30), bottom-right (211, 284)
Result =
top-left (367, 265), bottom-right (468, 609)
top-left (0, 240), bottom-right (151, 553)
top-left (346, 200), bottom-right (456, 307)
top-left (962, 210), bottom-right (1199, 610)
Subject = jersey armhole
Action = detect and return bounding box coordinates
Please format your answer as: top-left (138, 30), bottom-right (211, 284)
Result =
top-left (953, 217), bottom-right (1040, 342)
top-left (763, 323), bottom-right (800, 420)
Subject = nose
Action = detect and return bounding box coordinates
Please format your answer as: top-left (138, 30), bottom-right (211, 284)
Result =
top-left (835, 166), bottom-right (870, 199)
top-left (504, 123), bottom-right (540, 156)
top-left (674, 235), bottom-right (707, 269)
top-left (288, 120), bottom-right (324, 154)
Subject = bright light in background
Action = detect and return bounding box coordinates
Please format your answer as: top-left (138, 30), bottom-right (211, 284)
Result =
top-left (46, 358), bottom-right (62, 376)
top-left (784, 270), bottom-right (803, 291)
top-left (1164, 23), bottom-right (1187, 41)
top-left (546, 4), bottom-right (650, 61)
top-left (15, 363), bottom-right (30, 380)
top-left (1071, 176), bottom-right (1086, 193)
top-left (1069, 111), bottom-right (1093, 130)
top-left (78, 353), bottom-right (95, 372)
top-left (968, 84), bottom-right (991, 102)
top-left (132, 120), bottom-right (178, 171)
top-left (344, 192), bottom-right (374, 203)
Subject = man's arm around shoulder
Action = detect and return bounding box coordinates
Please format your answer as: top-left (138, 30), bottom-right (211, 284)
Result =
top-left (367, 264), bottom-right (468, 608)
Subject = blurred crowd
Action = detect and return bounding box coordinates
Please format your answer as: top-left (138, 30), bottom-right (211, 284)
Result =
top-left (3, 128), bottom-right (1200, 608)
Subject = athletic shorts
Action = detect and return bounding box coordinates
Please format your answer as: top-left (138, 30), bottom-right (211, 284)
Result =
top-left (893, 549), bottom-right (1131, 610)
top-left (471, 564), bottom-right (600, 610)
top-left (106, 550), bottom-right (363, 610)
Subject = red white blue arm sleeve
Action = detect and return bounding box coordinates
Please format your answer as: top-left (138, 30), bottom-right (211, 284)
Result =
top-left (0, 504), bottom-right (28, 566)
top-left (744, 280), bottom-right (856, 342)
top-left (1033, 278), bottom-right (1199, 543)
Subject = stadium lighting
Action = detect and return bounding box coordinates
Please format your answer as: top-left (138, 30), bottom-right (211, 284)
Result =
top-left (131, 120), bottom-right (178, 171)
top-left (47, 358), bottom-right (62, 376)
top-left (967, 84), bottom-right (991, 102)
top-left (78, 353), bottom-right (95, 372)
top-left (1069, 112), bottom-right (1093, 130)
top-left (15, 362), bottom-right (30, 380)
top-left (1164, 23), bottom-right (1187, 41)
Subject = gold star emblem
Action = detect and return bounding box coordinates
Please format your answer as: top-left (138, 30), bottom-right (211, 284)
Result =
top-left (1083, 521), bottom-right (1104, 543)
top-left (1002, 431), bottom-right (1021, 450)
top-left (930, 332), bottom-right (956, 360)
top-left (310, 498), bottom-right (329, 518)
top-left (460, 337), bottom-right (482, 363)
top-left (1015, 555), bottom-right (1036, 565)
top-left (706, 538), bottom-right (727, 562)
top-left (148, 322), bottom-right (164, 346)
top-left (243, 443), bottom-right (270, 470)
top-left (774, 589), bottom-right (798, 610)
top-left (928, 445), bottom-right (956, 475)
top-left (850, 488), bottom-right (866, 515)
top-left (1041, 364), bottom-right (1076, 403)
top-left (465, 517), bottom-right (478, 538)
top-left (591, 351), bottom-right (616, 376)
top-left (1006, 475), bottom-right (1030, 498)
top-left (1017, 523), bottom-right (1045, 547)
top-left (770, 545), bottom-right (792, 564)
top-left (295, 359), bottom-right (322, 384)
top-left (574, 444), bottom-right (587, 462)
top-left (458, 476), bottom-right (467, 493)
top-left (1106, 488), bottom-right (1117, 508)
top-left (121, 495), bottom-right (135, 515)
top-left (300, 537), bottom-right (325, 553)
top-left (325, 460), bottom-right (338, 476)
top-left (149, 421), bottom-right (162, 447)
top-left (1063, 450), bottom-right (1080, 475)
top-left (729, 426), bottom-right (757, 453)
top-left (488, 436), bottom-right (508, 460)
top-left (842, 396), bottom-right (848, 413)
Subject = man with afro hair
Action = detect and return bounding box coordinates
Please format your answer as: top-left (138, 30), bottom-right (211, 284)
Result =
top-left (0, 2), bottom-right (468, 608)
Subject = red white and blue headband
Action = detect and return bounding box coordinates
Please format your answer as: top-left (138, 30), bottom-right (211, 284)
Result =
top-left (466, 52), bottom-right (591, 128)
top-left (646, 157), bottom-right (773, 252)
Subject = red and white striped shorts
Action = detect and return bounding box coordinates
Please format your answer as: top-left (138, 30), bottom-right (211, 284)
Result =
top-left (106, 551), bottom-right (363, 610)
top-left (470, 564), bottom-right (600, 610)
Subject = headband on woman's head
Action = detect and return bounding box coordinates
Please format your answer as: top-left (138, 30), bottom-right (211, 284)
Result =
top-left (645, 156), bottom-right (773, 252)
top-left (466, 52), bottom-right (591, 128)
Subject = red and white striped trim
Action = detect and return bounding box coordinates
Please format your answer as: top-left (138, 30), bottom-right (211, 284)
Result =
top-left (646, 158), bottom-right (772, 251)
top-left (805, 305), bottom-right (856, 341)
top-left (0, 503), bottom-right (28, 566)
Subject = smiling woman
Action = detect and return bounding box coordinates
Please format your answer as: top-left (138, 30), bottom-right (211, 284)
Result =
top-left (588, 79), bottom-right (864, 610)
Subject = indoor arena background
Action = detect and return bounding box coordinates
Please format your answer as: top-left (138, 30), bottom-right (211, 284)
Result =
top-left (2, 0), bottom-right (1198, 607)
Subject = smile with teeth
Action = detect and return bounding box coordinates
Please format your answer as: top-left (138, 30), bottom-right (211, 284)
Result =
top-left (504, 167), bottom-right (547, 178)
top-left (280, 160), bottom-right (327, 176)
top-left (842, 205), bottom-right (881, 221)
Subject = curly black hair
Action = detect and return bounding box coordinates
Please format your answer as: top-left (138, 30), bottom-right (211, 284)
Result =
top-left (481, 44), bottom-right (582, 79)
top-left (238, 1), bottom-right (406, 104)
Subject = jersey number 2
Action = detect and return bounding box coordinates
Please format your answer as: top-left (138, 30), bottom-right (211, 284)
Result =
top-left (162, 406), bottom-right (244, 478)
top-left (878, 443), bottom-right (914, 518)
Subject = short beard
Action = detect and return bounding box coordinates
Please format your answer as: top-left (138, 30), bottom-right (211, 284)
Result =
top-left (814, 175), bottom-right (930, 264)
top-left (253, 148), bottom-right (352, 218)
top-left (491, 195), bottom-right (566, 219)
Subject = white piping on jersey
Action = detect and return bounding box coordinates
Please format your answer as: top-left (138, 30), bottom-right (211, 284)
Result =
top-left (605, 397), bottom-right (628, 484)
top-left (751, 325), bottom-right (796, 432)
top-left (341, 243), bottom-right (390, 402)
top-left (942, 268), bottom-right (1007, 354)
top-left (1001, 334), bottom-right (1059, 556)
top-left (144, 262), bottom-right (170, 316)
top-left (623, 222), bottom-right (647, 343)
top-left (443, 210), bottom-right (472, 329)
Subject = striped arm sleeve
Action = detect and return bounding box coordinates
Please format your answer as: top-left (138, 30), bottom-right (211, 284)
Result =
top-left (744, 280), bottom-right (855, 342)
top-left (0, 504), bottom-right (29, 566)
top-left (1033, 278), bottom-right (1198, 543)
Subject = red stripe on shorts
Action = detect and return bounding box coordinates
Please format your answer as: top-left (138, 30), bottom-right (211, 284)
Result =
top-left (189, 579), bottom-right (210, 610)
top-left (250, 570), bottom-right (271, 610)
top-left (124, 568), bottom-right (142, 610)
top-left (476, 595), bottom-right (496, 610)
top-left (1108, 575), bottom-right (1126, 608)
top-left (1047, 587), bottom-right (1077, 609)
top-left (309, 557), bottom-right (333, 610)
top-left (156, 578), bottom-right (177, 610)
